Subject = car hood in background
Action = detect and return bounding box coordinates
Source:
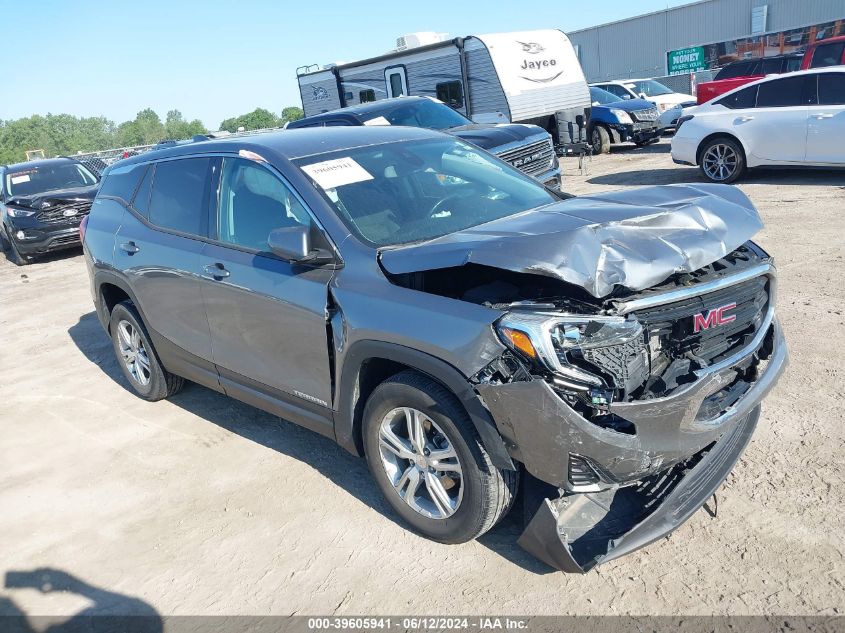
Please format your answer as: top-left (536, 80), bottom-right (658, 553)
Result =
top-left (7, 184), bottom-right (99, 210)
top-left (601, 98), bottom-right (658, 113)
top-left (379, 183), bottom-right (763, 299)
top-left (446, 123), bottom-right (547, 151)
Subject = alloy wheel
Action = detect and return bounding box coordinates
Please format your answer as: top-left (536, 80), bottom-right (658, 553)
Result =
top-left (377, 407), bottom-right (463, 520)
top-left (117, 319), bottom-right (151, 386)
top-left (702, 143), bottom-right (739, 181)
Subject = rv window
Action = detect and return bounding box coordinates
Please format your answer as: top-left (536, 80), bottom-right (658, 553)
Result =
top-left (359, 89), bottom-right (376, 103)
top-left (436, 81), bottom-right (464, 109)
top-left (389, 72), bottom-right (405, 97)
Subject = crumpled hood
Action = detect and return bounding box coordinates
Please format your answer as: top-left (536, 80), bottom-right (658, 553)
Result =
top-left (7, 184), bottom-right (98, 210)
top-left (447, 123), bottom-right (547, 151)
top-left (597, 97), bottom-right (655, 113)
top-left (379, 183), bottom-right (764, 299)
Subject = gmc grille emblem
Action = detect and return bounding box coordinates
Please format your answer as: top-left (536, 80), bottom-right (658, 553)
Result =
top-left (693, 302), bottom-right (737, 333)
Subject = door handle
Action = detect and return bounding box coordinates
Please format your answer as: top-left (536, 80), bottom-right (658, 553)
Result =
top-left (202, 263), bottom-right (230, 280)
top-left (738, 115), bottom-right (754, 122)
top-left (119, 241), bottom-right (140, 254)
top-left (812, 113), bottom-right (834, 119)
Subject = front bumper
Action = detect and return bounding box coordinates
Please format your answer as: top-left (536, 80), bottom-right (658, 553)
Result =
top-left (535, 166), bottom-right (562, 190)
top-left (608, 122), bottom-right (660, 145)
top-left (476, 318), bottom-right (787, 571)
top-left (7, 224), bottom-right (82, 255)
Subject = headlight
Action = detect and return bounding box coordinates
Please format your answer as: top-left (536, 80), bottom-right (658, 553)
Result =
top-left (657, 103), bottom-right (669, 111)
top-left (609, 109), bottom-right (632, 124)
top-left (6, 206), bottom-right (36, 218)
top-left (496, 312), bottom-right (645, 391)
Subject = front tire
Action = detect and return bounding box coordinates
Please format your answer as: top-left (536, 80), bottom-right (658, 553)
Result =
top-left (590, 125), bottom-right (611, 154)
top-left (109, 301), bottom-right (184, 401)
top-left (363, 370), bottom-right (518, 544)
top-left (699, 137), bottom-right (746, 183)
top-left (4, 228), bottom-right (31, 266)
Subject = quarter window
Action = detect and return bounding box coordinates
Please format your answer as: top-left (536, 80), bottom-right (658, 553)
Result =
top-left (147, 158), bottom-right (210, 236)
top-left (819, 73), bottom-right (845, 106)
top-left (716, 85), bottom-right (758, 109)
top-left (436, 81), bottom-right (464, 109)
top-left (217, 158), bottom-right (310, 252)
top-left (132, 164), bottom-right (154, 218)
top-left (98, 163), bottom-right (146, 203)
top-left (756, 76), bottom-right (806, 108)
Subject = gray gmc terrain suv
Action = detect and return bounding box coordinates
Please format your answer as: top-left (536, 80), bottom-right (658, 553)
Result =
top-left (83, 126), bottom-right (787, 573)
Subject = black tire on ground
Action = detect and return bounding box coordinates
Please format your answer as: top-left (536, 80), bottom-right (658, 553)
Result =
top-left (362, 370), bottom-right (518, 544)
top-left (4, 228), bottom-right (31, 266)
top-left (698, 136), bottom-right (746, 184)
top-left (109, 300), bottom-right (184, 401)
top-left (590, 125), bottom-right (611, 154)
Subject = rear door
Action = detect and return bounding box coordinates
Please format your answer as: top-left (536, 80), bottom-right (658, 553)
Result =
top-left (199, 156), bottom-right (335, 418)
top-left (806, 72), bottom-right (845, 164)
top-left (114, 157), bottom-right (217, 383)
top-left (740, 75), bottom-right (812, 163)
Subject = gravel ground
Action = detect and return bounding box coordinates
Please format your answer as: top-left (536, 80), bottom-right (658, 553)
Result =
top-left (1, 139), bottom-right (843, 618)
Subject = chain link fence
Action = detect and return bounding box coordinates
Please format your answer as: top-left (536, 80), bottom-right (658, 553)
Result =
top-left (69, 126), bottom-right (290, 176)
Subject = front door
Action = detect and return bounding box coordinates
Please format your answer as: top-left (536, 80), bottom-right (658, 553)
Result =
top-left (806, 72), bottom-right (845, 164)
top-left (385, 66), bottom-right (408, 98)
top-left (199, 156), bottom-right (335, 414)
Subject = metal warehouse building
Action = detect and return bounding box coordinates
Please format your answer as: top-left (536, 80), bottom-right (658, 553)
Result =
top-left (569, 0), bottom-right (845, 85)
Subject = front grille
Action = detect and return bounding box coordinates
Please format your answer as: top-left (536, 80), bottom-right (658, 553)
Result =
top-left (496, 139), bottom-right (555, 177)
top-left (633, 275), bottom-right (770, 368)
top-left (630, 107), bottom-right (659, 123)
top-left (36, 201), bottom-right (92, 224)
top-left (51, 235), bottom-right (81, 246)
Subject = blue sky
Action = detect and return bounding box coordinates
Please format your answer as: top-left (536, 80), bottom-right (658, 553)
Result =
top-left (4, 0), bottom-right (694, 129)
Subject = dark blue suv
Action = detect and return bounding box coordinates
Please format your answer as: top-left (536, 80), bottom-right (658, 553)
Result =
top-left (82, 126), bottom-right (785, 574)
top-left (586, 87), bottom-right (662, 154)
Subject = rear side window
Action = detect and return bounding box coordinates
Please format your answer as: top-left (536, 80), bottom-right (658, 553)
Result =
top-left (785, 56), bottom-right (802, 73)
top-left (810, 41), bottom-right (845, 69)
top-left (717, 85), bottom-right (758, 109)
top-left (97, 163), bottom-right (146, 203)
top-left (819, 73), bottom-right (845, 105)
top-left (148, 158), bottom-right (211, 236)
top-left (756, 76), bottom-right (806, 107)
top-left (715, 61), bottom-right (754, 80)
top-left (761, 58), bottom-right (782, 75)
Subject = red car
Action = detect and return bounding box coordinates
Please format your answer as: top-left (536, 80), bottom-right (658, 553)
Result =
top-left (801, 35), bottom-right (845, 70)
top-left (695, 53), bottom-right (802, 104)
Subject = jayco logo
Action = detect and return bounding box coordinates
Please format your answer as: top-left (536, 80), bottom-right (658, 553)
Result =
top-left (518, 41), bottom-right (545, 54)
top-left (520, 58), bottom-right (557, 70)
top-left (312, 86), bottom-right (329, 101)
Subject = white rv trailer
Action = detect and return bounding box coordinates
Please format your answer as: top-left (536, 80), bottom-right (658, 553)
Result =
top-left (296, 30), bottom-right (591, 147)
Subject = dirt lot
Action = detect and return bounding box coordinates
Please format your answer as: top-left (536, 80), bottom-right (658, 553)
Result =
top-left (1, 139), bottom-right (843, 618)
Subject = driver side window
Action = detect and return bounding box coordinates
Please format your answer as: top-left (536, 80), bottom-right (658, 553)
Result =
top-left (217, 158), bottom-right (310, 252)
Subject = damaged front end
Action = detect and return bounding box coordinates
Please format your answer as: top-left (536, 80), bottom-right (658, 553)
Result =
top-left (470, 245), bottom-right (788, 572)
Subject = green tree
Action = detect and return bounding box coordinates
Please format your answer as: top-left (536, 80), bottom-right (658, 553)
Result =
top-left (165, 109), bottom-right (207, 141)
top-left (218, 107), bottom-right (281, 133)
top-left (280, 106), bottom-right (304, 124)
top-left (116, 108), bottom-right (166, 146)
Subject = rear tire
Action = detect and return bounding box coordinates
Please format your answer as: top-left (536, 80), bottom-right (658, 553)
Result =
top-left (590, 125), bottom-right (611, 154)
top-left (109, 300), bottom-right (184, 401)
top-left (363, 370), bottom-right (518, 544)
top-left (699, 136), bottom-right (746, 183)
top-left (4, 228), bottom-right (31, 266)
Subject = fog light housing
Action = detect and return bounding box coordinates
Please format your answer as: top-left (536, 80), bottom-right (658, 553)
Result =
top-left (15, 230), bottom-right (26, 240)
top-left (569, 454), bottom-right (602, 490)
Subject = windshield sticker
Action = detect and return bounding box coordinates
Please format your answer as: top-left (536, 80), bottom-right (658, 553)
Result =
top-left (301, 157), bottom-right (374, 190)
top-left (10, 174), bottom-right (32, 184)
top-left (363, 116), bottom-right (390, 127)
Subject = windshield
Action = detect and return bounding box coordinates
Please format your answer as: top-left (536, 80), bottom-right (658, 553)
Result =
top-left (590, 87), bottom-right (622, 105)
top-left (362, 99), bottom-right (472, 130)
top-left (6, 162), bottom-right (98, 198)
top-left (295, 138), bottom-right (558, 247)
top-left (626, 80), bottom-right (673, 96)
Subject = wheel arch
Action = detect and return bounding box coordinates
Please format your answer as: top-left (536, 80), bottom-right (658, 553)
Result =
top-left (334, 340), bottom-right (515, 471)
top-left (695, 131), bottom-right (748, 166)
top-left (93, 271), bottom-right (146, 334)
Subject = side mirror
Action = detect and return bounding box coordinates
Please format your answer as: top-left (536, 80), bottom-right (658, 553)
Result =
top-left (639, 93), bottom-right (648, 99)
top-left (267, 225), bottom-right (333, 265)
